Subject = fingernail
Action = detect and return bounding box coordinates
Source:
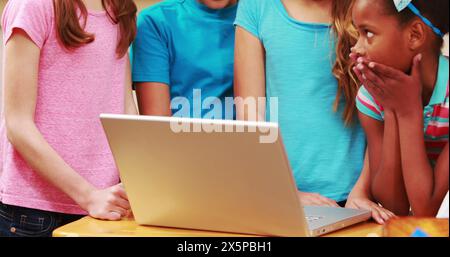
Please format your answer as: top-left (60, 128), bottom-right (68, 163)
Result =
top-left (357, 57), bottom-right (364, 63)
top-left (358, 63), bottom-right (364, 70)
top-left (369, 62), bottom-right (375, 68)
top-left (417, 54), bottom-right (422, 61)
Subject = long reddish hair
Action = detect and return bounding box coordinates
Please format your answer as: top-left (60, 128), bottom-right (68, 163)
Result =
top-left (53, 0), bottom-right (137, 58)
top-left (331, 0), bottom-right (359, 126)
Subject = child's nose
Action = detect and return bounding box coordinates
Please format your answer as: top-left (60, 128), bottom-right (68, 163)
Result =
top-left (352, 41), bottom-right (366, 57)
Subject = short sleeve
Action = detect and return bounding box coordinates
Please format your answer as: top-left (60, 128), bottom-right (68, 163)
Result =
top-left (1, 0), bottom-right (52, 49)
top-left (131, 10), bottom-right (170, 86)
top-left (356, 86), bottom-right (384, 121)
top-left (234, 0), bottom-right (262, 39)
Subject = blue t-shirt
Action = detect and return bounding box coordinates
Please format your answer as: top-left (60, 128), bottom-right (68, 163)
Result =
top-left (132, 0), bottom-right (237, 119)
top-left (235, 0), bottom-right (366, 201)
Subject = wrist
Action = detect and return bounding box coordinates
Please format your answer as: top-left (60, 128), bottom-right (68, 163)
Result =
top-left (395, 103), bottom-right (423, 120)
top-left (384, 108), bottom-right (396, 118)
top-left (74, 183), bottom-right (97, 211)
top-left (348, 190), bottom-right (370, 201)
top-left (396, 108), bottom-right (423, 123)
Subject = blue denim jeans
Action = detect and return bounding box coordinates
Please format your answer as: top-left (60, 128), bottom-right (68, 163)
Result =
top-left (0, 202), bottom-right (84, 237)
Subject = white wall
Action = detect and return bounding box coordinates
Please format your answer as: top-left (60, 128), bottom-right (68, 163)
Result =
top-left (443, 34), bottom-right (449, 56)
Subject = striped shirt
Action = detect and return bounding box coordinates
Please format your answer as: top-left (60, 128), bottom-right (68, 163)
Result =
top-left (356, 55), bottom-right (449, 165)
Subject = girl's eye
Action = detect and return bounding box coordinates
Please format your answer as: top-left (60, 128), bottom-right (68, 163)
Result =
top-left (366, 31), bottom-right (374, 39)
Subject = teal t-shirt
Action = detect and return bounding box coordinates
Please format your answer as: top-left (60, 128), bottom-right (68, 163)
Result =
top-left (234, 0), bottom-right (366, 201)
top-left (132, 0), bottom-right (237, 119)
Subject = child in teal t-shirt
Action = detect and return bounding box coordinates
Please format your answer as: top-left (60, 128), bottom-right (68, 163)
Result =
top-left (234, 0), bottom-right (394, 223)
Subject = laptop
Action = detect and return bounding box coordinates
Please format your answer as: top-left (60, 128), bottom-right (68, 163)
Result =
top-left (100, 114), bottom-right (371, 237)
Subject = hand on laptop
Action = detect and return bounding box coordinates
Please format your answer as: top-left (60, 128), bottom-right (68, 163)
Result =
top-left (345, 198), bottom-right (396, 224)
top-left (84, 183), bottom-right (132, 221)
top-left (297, 191), bottom-right (340, 207)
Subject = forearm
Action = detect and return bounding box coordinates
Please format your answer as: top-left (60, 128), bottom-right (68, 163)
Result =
top-left (371, 111), bottom-right (410, 215)
top-left (234, 95), bottom-right (266, 121)
top-left (135, 83), bottom-right (172, 116)
top-left (125, 90), bottom-right (139, 115)
top-left (124, 56), bottom-right (139, 116)
top-left (6, 119), bottom-right (95, 209)
top-left (396, 111), bottom-right (440, 216)
top-left (138, 99), bottom-right (172, 116)
top-left (348, 151), bottom-right (372, 199)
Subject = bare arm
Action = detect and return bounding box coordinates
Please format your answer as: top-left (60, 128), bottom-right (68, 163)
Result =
top-left (4, 29), bottom-right (130, 220)
top-left (346, 150), bottom-right (396, 223)
top-left (347, 150), bottom-right (373, 202)
top-left (397, 112), bottom-right (449, 216)
top-left (234, 27), bottom-right (266, 121)
top-left (348, 150), bottom-right (372, 199)
top-left (135, 82), bottom-right (172, 116)
top-left (359, 111), bottom-right (410, 215)
top-left (124, 55), bottom-right (138, 115)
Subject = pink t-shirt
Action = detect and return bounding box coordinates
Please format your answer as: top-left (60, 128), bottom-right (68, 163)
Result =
top-left (0, 0), bottom-right (126, 215)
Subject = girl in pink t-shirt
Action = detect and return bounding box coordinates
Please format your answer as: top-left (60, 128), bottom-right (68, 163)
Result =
top-left (0, 0), bottom-right (138, 237)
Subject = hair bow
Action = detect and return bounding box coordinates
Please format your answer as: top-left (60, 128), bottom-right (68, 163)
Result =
top-left (394, 0), bottom-right (412, 12)
top-left (393, 0), bottom-right (444, 37)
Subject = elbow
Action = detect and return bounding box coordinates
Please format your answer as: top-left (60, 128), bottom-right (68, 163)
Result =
top-left (370, 185), bottom-right (386, 211)
top-left (411, 204), bottom-right (440, 217)
top-left (370, 178), bottom-right (410, 216)
top-left (5, 119), bottom-right (18, 145)
top-left (370, 181), bottom-right (390, 211)
top-left (412, 209), bottom-right (437, 217)
top-left (5, 116), bottom-right (28, 146)
top-left (370, 179), bottom-right (383, 205)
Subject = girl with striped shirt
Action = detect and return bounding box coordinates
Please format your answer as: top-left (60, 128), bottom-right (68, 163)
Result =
top-left (351, 0), bottom-right (449, 216)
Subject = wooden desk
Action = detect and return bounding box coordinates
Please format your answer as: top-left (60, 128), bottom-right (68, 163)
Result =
top-left (383, 217), bottom-right (449, 237)
top-left (53, 217), bottom-right (449, 237)
top-left (53, 216), bottom-right (385, 237)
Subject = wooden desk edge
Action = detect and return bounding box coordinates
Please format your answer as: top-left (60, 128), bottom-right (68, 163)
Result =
top-left (53, 217), bottom-right (384, 237)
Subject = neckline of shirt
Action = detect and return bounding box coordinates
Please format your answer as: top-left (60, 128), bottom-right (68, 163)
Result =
top-left (184, 0), bottom-right (238, 19)
top-left (428, 55), bottom-right (449, 106)
top-left (87, 9), bottom-right (107, 17)
top-left (273, 0), bottom-right (332, 31)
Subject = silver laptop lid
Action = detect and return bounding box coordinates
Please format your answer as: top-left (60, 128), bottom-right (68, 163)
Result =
top-left (100, 114), bottom-right (310, 237)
